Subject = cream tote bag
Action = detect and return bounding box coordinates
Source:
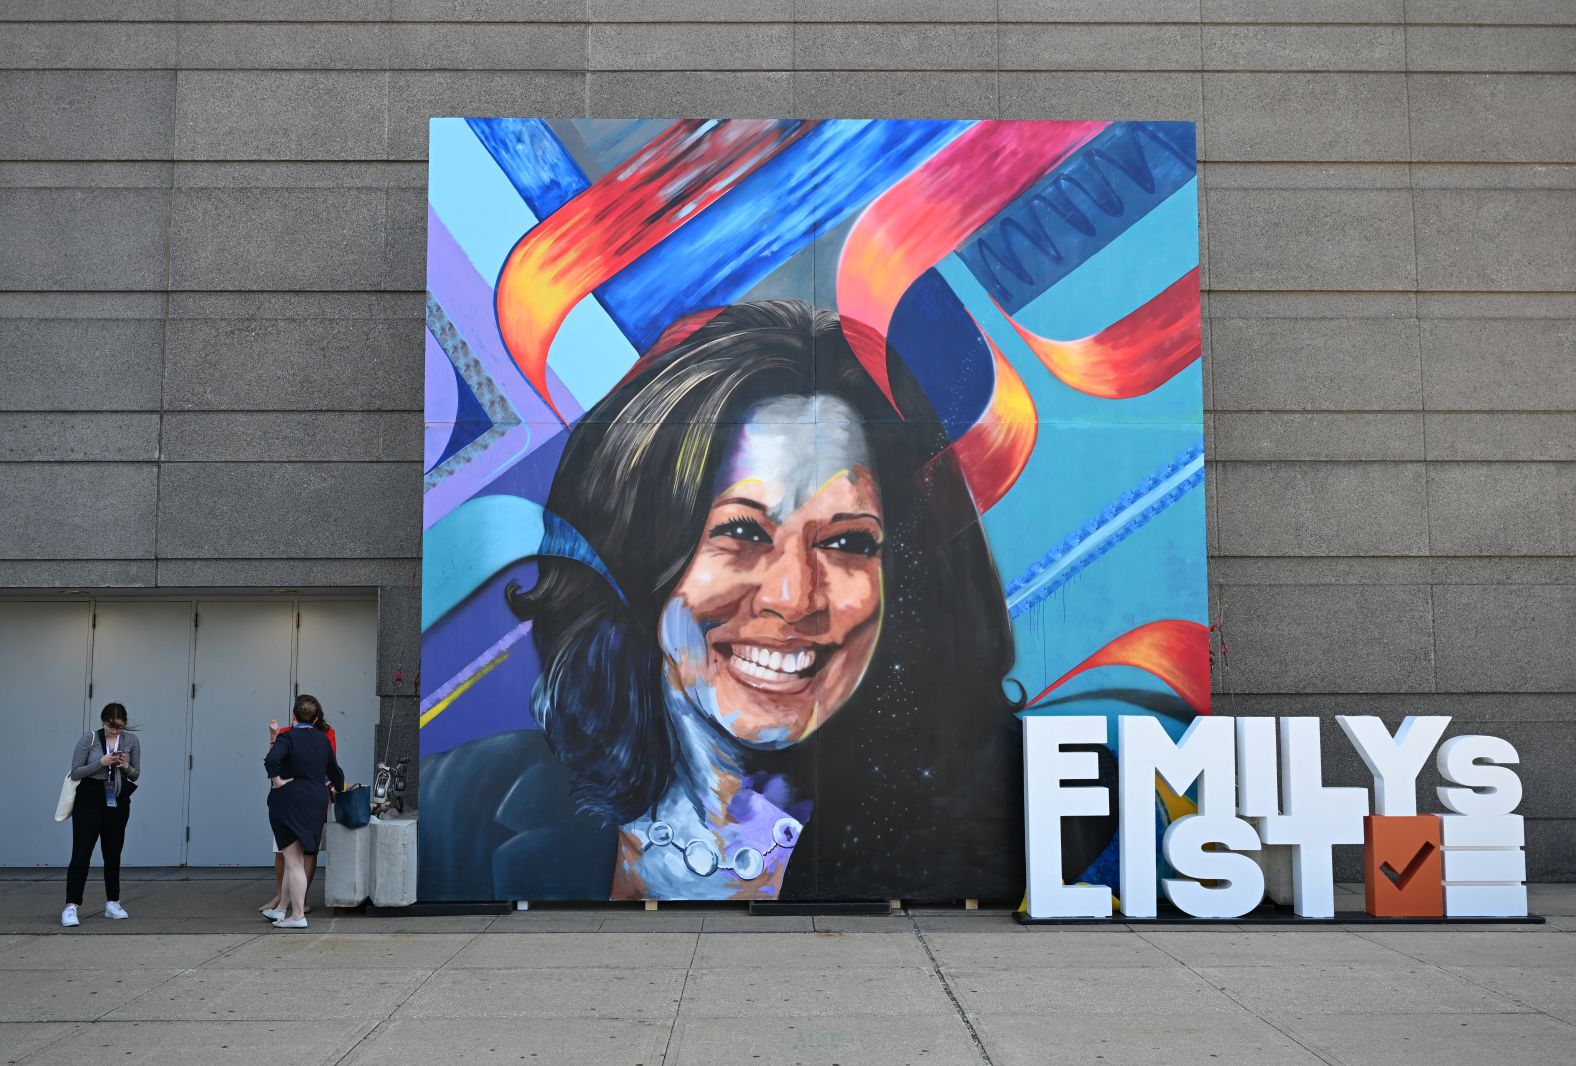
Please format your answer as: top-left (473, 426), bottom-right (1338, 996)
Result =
top-left (54, 775), bottom-right (76, 822)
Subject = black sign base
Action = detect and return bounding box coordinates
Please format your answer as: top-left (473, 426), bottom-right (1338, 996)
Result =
top-left (1015, 906), bottom-right (1545, 926)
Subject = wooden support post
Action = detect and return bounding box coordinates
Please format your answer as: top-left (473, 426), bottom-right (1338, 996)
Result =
top-left (644, 899), bottom-right (659, 912)
top-left (964, 898), bottom-right (979, 911)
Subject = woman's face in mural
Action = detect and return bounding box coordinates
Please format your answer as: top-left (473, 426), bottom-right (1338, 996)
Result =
top-left (660, 394), bottom-right (884, 748)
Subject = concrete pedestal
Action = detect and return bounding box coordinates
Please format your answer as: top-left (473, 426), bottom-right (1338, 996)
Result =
top-left (370, 815), bottom-right (418, 908)
top-left (323, 820), bottom-right (373, 908)
top-left (1251, 825), bottom-right (1296, 906)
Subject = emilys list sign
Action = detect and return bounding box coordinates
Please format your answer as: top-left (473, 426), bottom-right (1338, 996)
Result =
top-left (1025, 715), bottom-right (1529, 921)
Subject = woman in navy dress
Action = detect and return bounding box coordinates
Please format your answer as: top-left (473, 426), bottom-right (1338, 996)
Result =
top-left (264, 694), bottom-right (344, 929)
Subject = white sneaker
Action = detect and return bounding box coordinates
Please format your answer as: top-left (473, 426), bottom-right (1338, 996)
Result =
top-left (61, 904), bottom-right (79, 928)
top-left (261, 908), bottom-right (285, 922)
top-left (104, 901), bottom-right (129, 920)
top-left (272, 916), bottom-right (308, 929)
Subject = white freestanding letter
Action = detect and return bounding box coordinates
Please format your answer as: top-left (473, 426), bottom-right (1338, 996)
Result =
top-left (1163, 814), bottom-right (1265, 918)
top-left (1337, 715), bottom-right (1451, 816)
top-left (1235, 717), bottom-right (1279, 818)
top-left (1024, 715), bottom-right (1113, 919)
top-left (1257, 717), bottom-right (1368, 918)
top-left (1437, 737), bottom-right (1527, 917)
top-left (1118, 716), bottom-right (1236, 918)
top-left (1437, 735), bottom-right (1522, 816)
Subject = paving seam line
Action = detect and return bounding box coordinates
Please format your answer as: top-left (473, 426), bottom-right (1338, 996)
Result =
top-left (1129, 927), bottom-right (1344, 1066)
top-left (202, 929), bottom-right (267, 966)
top-left (658, 930), bottom-right (703, 1065)
top-left (328, 927), bottom-right (482, 1066)
top-left (1346, 927), bottom-right (1572, 1025)
top-left (328, 1017), bottom-right (392, 1066)
top-left (6, 1020), bottom-right (86, 1066)
top-left (908, 913), bottom-right (995, 1066)
top-left (91, 965), bottom-right (201, 1026)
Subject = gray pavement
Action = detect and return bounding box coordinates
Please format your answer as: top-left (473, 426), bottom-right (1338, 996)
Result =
top-left (1, 872), bottom-right (1574, 1066)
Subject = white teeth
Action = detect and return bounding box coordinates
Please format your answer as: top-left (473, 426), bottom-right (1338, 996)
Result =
top-left (730, 645), bottom-right (818, 680)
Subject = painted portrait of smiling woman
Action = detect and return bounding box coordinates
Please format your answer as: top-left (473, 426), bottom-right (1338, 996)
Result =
top-left (420, 300), bottom-right (1026, 903)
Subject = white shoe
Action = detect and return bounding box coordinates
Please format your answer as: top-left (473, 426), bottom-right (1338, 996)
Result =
top-left (261, 908), bottom-right (285, 922)
top-left (272, 916), bottom-right (308, 929)
top-left (61, 904), bottom-right (80, 928)
top-left (104, 901), bottom-right (129, 920)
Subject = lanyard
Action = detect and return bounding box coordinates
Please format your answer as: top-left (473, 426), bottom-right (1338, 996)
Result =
top-left (102, 733), bottom-right (119, 805)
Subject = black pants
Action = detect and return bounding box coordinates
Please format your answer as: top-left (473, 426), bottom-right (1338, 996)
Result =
top-left (65, 783), bottom-right (130, 905)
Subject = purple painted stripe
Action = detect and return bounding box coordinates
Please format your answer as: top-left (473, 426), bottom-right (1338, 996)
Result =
top-left (425, 207), bottom-right (585, 425)
top-left (420, 619), bottom-right (534, 717)
top-left (425, 329), bottom-right (459, 472)
top-left (421, 422), bottom-right (534, 530)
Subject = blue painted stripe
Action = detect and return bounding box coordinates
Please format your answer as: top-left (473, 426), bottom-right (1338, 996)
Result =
top-left (548, 294), bottom-right (641, 413)
top-left (1015, 178), bottom-right (1199, 340)
top-left (956, 121), bottom-right (1196, 314)
top-left (1005, 441), bottom-right (1205, 617)
top-left (597, 119), bottom-right (973, 351)
top-left (421, 495), bottom-right (624, 632)
top-left (429, 118), bottom-right (540, 284)
top-left (887, 268), bottom-right (995, 436)
top-left (466, 118), bottom-right (590, 219)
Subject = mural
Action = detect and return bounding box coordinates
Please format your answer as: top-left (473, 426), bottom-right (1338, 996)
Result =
top-left (419, 118), bottom-right (1209, 903)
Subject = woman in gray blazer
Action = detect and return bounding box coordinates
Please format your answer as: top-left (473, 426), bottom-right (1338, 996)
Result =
top-left (61, 703), bottom-right (141, 927)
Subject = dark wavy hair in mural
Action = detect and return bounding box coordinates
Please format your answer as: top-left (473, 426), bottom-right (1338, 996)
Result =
top-left (499, 299), bottom-right (1025, 900)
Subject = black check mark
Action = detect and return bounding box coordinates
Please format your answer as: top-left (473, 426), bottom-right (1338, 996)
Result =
top-left (1380, 841), bottom-right (1437, 890)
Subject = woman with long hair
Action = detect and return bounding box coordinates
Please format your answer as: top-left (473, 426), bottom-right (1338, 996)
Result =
top-left (259, 698), bottom-right (336, 921)
top-left (421, 299), bottom-right (1023, 902)
top-left (62, 703), bottom-right (140, 926)
top-left (263, 693), bottom-right (343, 928)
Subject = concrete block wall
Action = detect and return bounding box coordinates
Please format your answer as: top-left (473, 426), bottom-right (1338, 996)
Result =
top-left (2, 1), bottom-right (1572, 878)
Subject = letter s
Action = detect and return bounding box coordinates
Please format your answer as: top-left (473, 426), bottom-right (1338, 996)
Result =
top-left (1437, 735), bottom-right (1522, 817)
top-left (1162, 814), bottom-right (1265, 919)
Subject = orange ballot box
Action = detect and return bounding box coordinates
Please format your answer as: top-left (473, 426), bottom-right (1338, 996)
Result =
top-left (1364, 814), bottom-right (1444, 918)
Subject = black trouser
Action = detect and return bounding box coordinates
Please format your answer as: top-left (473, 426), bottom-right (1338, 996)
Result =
top-left (65, 782), bottom-right (131, 905)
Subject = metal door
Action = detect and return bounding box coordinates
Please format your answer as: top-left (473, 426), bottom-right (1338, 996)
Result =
top-left (186, 601), bottom-right (295, 866)
top-left (89, 601), bottom-right (193, 866)
top-left (296, 600), bottom-right (379, 794)
top-left (0, 602), bottom-right (92, 866)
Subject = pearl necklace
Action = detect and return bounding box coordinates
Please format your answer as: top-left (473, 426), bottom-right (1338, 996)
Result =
top-left (641, 815), bottom-right (802, 880)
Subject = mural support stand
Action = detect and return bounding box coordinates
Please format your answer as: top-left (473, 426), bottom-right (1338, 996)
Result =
top-left (749, 900), bottom-right (894, 916)
top-left (364, 901), bottom-right (512, 917)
